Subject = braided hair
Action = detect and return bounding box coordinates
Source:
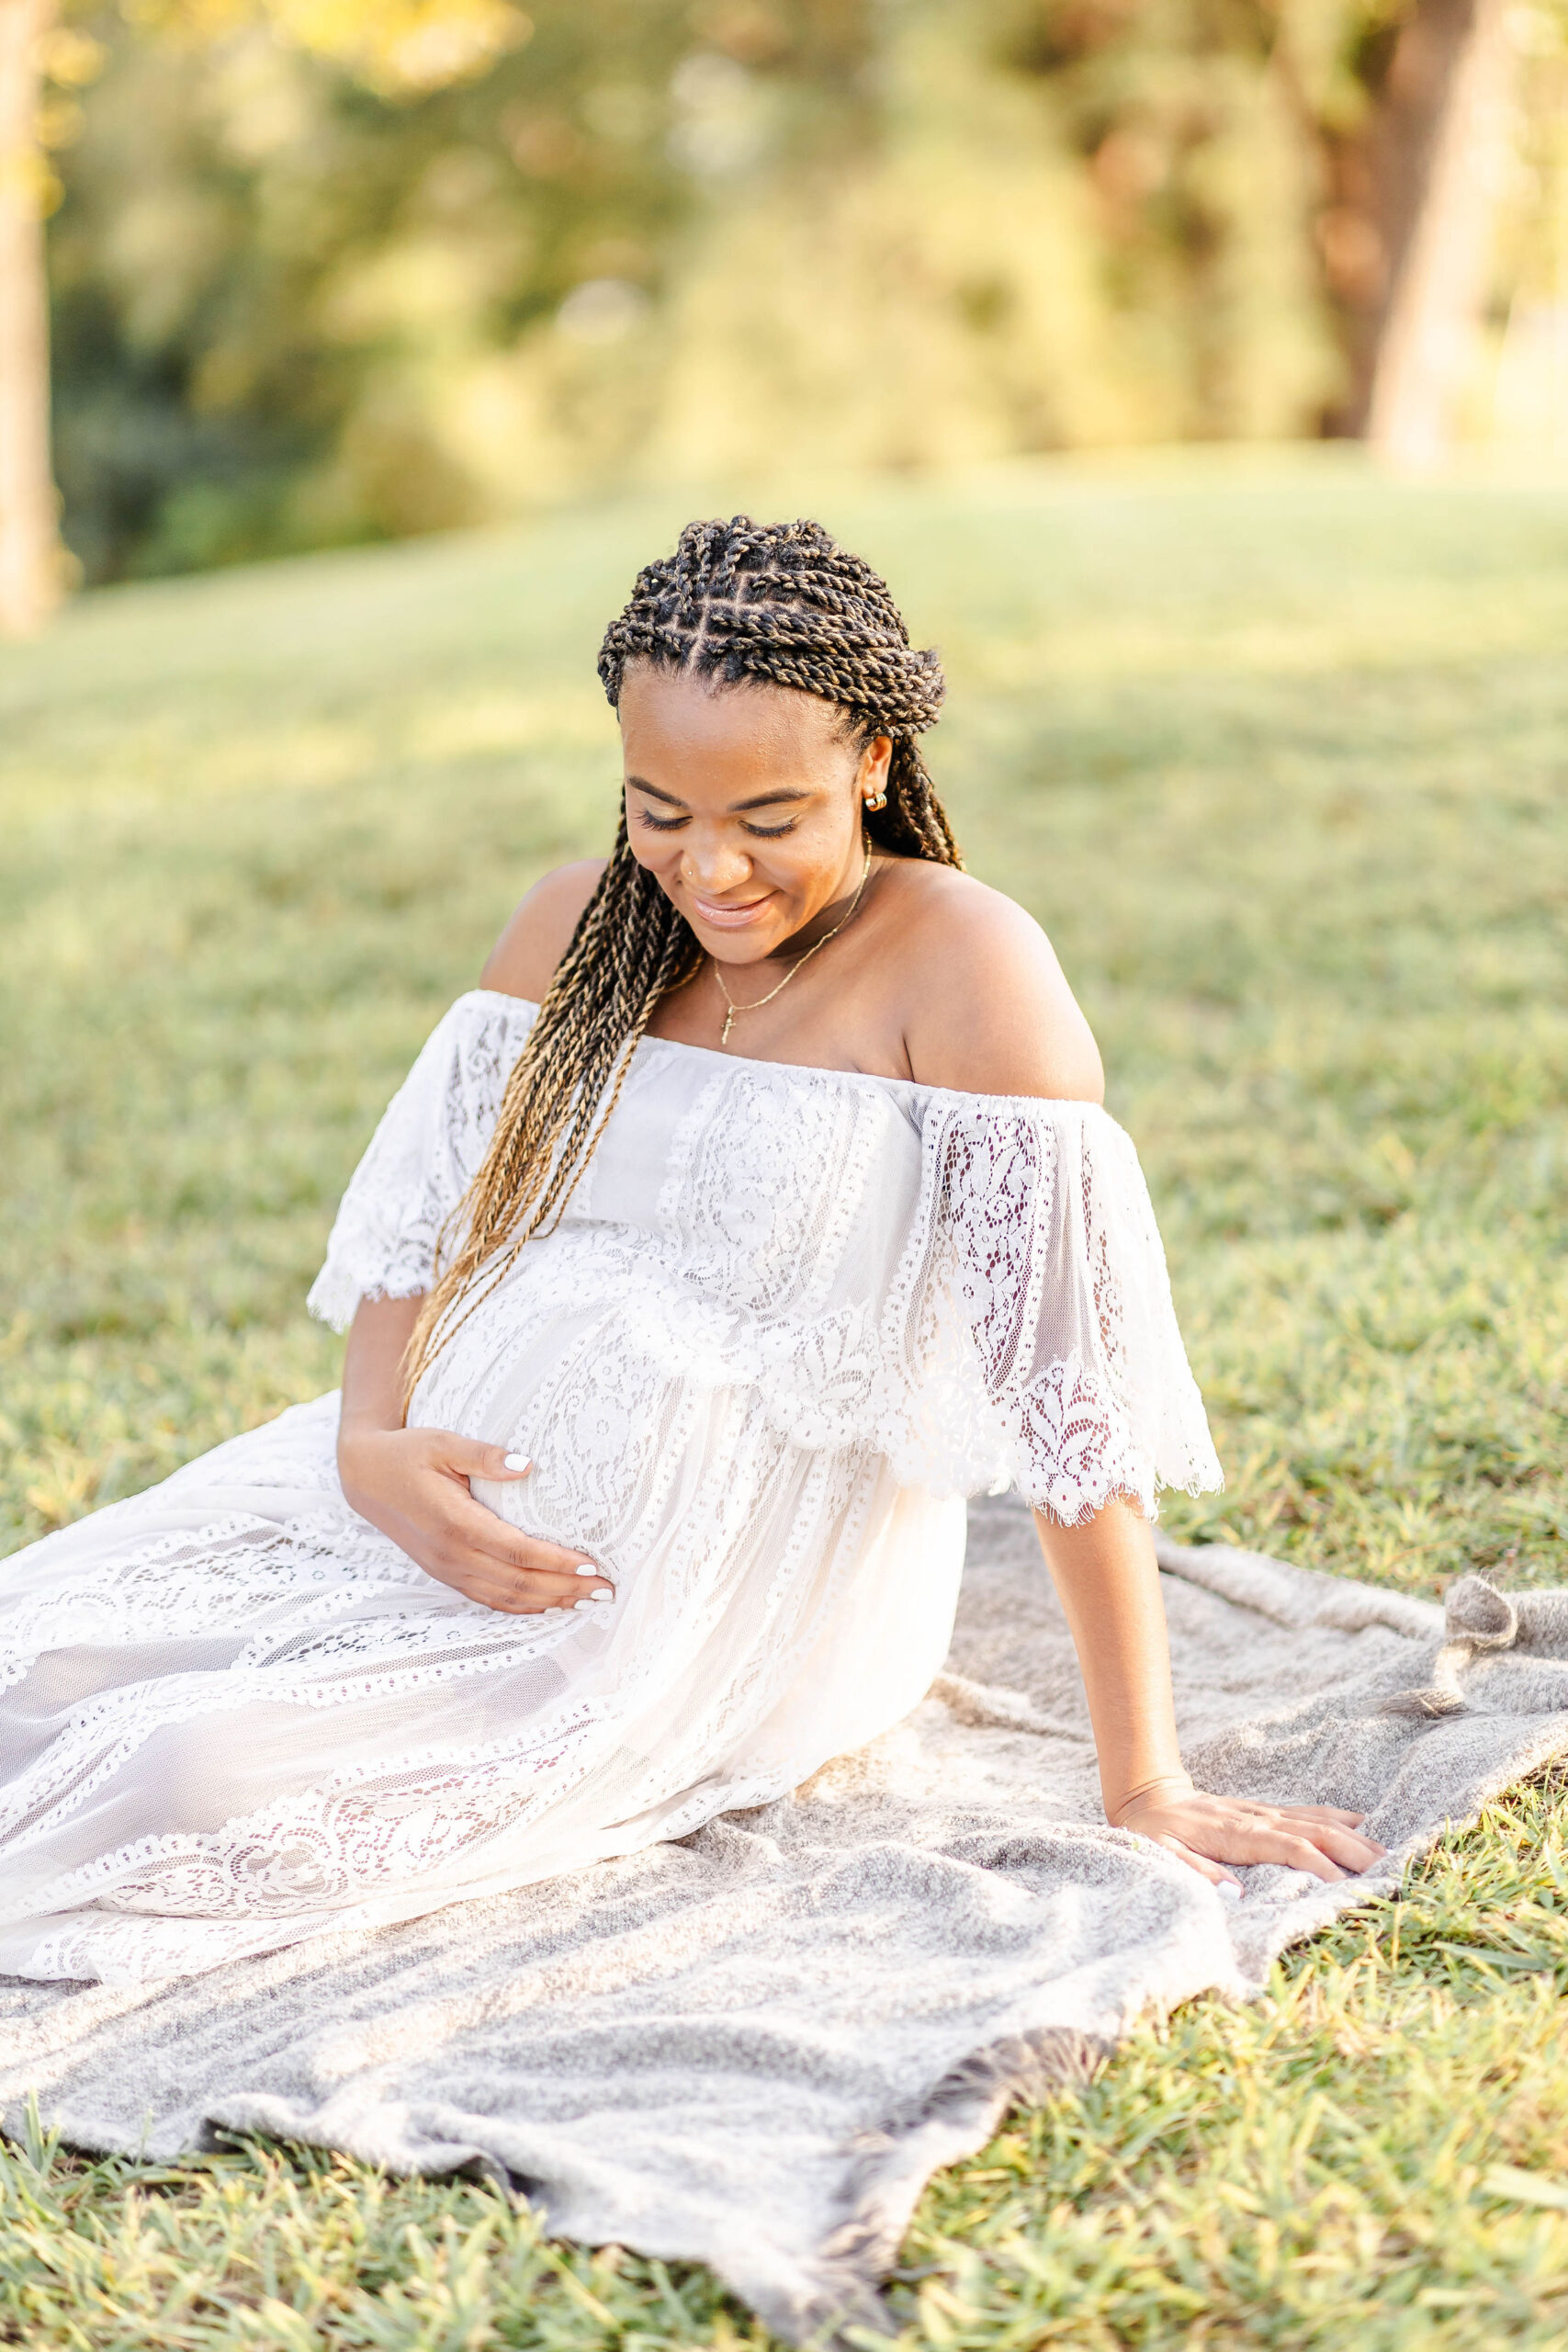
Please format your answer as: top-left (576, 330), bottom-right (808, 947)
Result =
top-left (401, 514), bottom-right (962, 1407)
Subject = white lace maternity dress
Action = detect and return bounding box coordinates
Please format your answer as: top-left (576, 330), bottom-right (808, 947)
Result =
top-left (0, 991), bottom-right (1222, 1984)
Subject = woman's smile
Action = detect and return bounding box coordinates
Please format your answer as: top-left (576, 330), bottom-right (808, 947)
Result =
top-left (685, 886), bottom-right (776, 932)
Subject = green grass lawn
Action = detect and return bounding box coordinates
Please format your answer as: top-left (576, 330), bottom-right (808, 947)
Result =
top-left (3, 453), bottom-right (1567, 2346)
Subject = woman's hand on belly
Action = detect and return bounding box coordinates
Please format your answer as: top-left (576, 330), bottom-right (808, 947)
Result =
top-left (338, 1424), bottom-right (613, 1615)
top-left (338, 1294), bottom-right (610, 1614)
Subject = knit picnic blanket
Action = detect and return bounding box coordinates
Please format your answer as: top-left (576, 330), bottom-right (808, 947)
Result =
top-left (4, 1498), bottom-right (1565, 2345)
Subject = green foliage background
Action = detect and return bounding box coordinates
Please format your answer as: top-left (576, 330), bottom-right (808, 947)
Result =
top-left (44, 0), bottom-right (1568, 585)
top-left (3, 457), bottom-right (1568, 2340)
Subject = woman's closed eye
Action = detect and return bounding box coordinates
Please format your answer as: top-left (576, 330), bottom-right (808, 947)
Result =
top-left (633, 808), bottom-right (797, 840)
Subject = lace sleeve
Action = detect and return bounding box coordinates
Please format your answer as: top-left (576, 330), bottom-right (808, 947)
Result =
top-left (915, 1098), bottom-right (1223, 1524)
top-left (306, 992), bottom-right (536, 1333)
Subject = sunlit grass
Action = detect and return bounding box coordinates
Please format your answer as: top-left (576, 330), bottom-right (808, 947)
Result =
top-left (2, 453), bottom-right (1566, 2344)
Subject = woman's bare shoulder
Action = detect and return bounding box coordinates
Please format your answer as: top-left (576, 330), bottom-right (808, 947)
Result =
top-left (884, 862), bottom-right (1105, 1103)
top-left (480, 861), bottom-right (607, 1001)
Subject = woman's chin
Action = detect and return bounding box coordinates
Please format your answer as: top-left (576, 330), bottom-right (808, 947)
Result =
top-left (687, 908), bottom-right (789, 958)
top-left (699, 938), bottom-right (781, 965)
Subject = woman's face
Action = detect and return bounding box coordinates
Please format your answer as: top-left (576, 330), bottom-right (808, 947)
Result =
top-left (618, 663), bottom-right (891, 964)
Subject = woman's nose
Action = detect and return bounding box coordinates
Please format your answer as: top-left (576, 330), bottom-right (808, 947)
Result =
top-left (682, 834), bottom-right (751, 893)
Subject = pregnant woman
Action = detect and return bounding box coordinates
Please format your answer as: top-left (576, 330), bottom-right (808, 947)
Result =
top-left (0, 516), bottom-right (1382, 1985)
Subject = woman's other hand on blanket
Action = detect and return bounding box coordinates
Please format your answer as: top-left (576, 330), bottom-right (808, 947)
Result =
top-left (1032, 1500), bottom-right (1385, 1894)
top-left (338, 1424), bottom-right (613, 1614)
top-left (1111, 1777), bottom-right (1386, 1890)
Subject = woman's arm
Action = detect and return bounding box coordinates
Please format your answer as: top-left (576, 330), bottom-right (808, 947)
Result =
top-left (894, 888), bottom-right (1381, 1886)
top-left (336, 1294), bottom-right (615, 1614)
top-left (1034, 1500), bottom-right (1384, 1884)
top-left (329, 869), bottom-right (626, 1615)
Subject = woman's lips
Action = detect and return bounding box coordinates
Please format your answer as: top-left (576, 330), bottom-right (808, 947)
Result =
top-left (688, 891), bottom-right (773, 931)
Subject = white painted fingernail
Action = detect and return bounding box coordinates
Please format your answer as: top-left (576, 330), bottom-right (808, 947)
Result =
top-left (573, 1597), bottom-right (601, 1612)
top-left (586, 1589), bottom-right (615, 1603)
top-left (502, 1453), bottom-right (530, 1473)
top-left (575, 1564), bottom-right (604, 1577)
top-left (1218, 1880), bottom-right (1242, 1903)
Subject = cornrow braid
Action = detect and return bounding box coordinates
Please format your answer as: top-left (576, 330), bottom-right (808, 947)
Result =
top-left (598, 515), bottom-right (959, 865)
top-left (402, 514), bottom-right (961, 1408)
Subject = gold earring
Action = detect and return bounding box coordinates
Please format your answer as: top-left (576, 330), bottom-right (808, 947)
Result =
top-left (863, 788), bottom-right (887, 810)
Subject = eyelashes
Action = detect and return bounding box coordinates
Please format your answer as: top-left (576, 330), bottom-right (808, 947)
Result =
top-left (634, 811), bottom-right (798, 841)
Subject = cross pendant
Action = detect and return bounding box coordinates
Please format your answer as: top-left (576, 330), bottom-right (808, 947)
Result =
top-left (720, 1006), bottom-right (735, 1046)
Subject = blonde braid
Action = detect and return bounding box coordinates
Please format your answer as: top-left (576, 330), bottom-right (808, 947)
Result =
top-left (401, 515), bottom-right (961, 1409)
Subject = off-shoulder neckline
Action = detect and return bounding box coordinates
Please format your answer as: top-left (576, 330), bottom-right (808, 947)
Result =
top-left (457, 989), bottom-right (1112, 1119)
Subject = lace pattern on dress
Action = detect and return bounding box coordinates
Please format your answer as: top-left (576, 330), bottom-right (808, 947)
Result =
top-left (310, 993), bottom-right (1221, 1526)
top-left (0, 995), bottom-right (1222, 1986)
top-left (306, 996), bottom-right (538, 1332)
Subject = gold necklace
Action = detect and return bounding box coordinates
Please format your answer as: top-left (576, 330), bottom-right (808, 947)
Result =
top-left (711, 842), bottom-right (874, 1047)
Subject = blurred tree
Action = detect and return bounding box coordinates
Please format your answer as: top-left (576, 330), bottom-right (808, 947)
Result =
top-left (1490, 4), bottom-right (1568, 447)
top-left (48, 0), bottom-right (705, 579)
top-left (996, 0), bottom-right (1528, 455)
top-left (130, 0), bottom-right (533, 98)
top-left (18, 0), bottom-right (1564, 594)
top-left (1, 0), bottom-right (534, 626)
top-left (0, 0), bottom-right (68, 634)
top-left (1361, 0), bottom-right (1515, 463)
top-left (1296, 0), bottom-right (1518, 456)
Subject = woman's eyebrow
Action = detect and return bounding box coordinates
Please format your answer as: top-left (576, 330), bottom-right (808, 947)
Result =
top-left (626, 776), bottom-right (811, 812)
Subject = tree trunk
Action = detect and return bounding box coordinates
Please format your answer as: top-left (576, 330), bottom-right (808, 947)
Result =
top-left (0, 0), bottom-right (63, 639)
top-left (1359, 0), bottom-right (1513, 466)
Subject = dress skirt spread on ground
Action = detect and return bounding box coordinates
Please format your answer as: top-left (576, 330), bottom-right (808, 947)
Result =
top-left (0, 992), bottom-right (1223, 1986)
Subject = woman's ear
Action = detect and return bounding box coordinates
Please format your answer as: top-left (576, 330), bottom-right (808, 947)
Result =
top-left (859, 734), bottom-right (893, 808)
